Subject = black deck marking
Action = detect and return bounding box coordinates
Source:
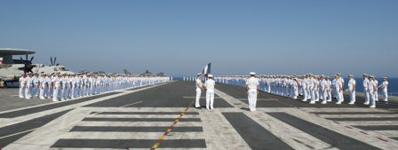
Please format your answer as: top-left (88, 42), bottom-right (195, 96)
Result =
top-left (312, 112), bottom-right (397, 115)
top-left (0, 92), bottom-right (118, 118)
top-left (0, 109), bottom-right (72, 147)
top-left (70, 126), bottom-right (203, 132)
top-left (353, 125), bottom-right (398, 130)
top-left (82, 117), bottom-right (201, 122)
top-left (392, 137), bottom-right (398, 141)
top-left (98, 112), bottom-right (199, 115)
top-left (223, 112), bottom-right (294, 150)
top-left (268, 112), bottom-right (381, 150)
top-left (51, 139), bottom-right (206, 148)
top-left (327, 117), bottom-right (398, 121)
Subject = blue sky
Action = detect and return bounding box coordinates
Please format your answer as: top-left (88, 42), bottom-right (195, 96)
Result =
top-left (1, 0), bottom-right (397, 77)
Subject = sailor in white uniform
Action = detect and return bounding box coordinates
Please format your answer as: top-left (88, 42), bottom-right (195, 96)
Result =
top-left (301, 76), bottom-right (308, 102)
top-left (25, 73), bottom-right (34, 99)
top-left (326, 76), bottom-right (332, 102)
top-left (45, 74), bottom-right (52, 98)
top-left (363, 74), bottom-right (370, 105)
top-left (337, 74), bottom-right (345, 103)
top-left (52, 74), bottom-right (61, 101)
top-left (292, 78), bottom-right (299, 99)
top-left (379, 77), bottom-right (389, 102)
top-left (320, 76), bottom-right (328, 104)
top-left (368, 76), bottom-right (377, 108)
top-left (348, 74), bottom-right (356, 104)
top-left (204, 74), bottom-right (215, 110)
top-left (309, 74), bottom-right (316, 104)
top-left (39, 74), bottom-right (48, 99)
top-left (246, 72), bottom-right (260, 111)
top-left (195, 73), bottom-right (203, 108)
top-left (374, 76), bottom-right (379, 101)
top-left (19, 74), bottom-right (27, 98)
top-left (32, 73), bottom-right (40, 98)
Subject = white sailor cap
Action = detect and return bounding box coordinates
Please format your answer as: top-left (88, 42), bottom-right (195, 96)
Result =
top-left (249, 72), bottom-right (256, 75)
top-left (348, 74), bottom-right (353, 77)
top-left (383, 77), bottom-right (388, 79)
top-left (208, 74), bottom-right (213, 78)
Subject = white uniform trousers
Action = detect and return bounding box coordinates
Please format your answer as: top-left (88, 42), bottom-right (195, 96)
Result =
top-left (349, 90), bottom-right (356, 103)
top-left (383, 89), bottom-right (388, 101)
top-left (25, 86), bottom-right (32, 99)
top-left (302, 88), bottom-right (308, 101)
top-left (53, 87), bottom-right (60, 101)
top-left (338, 91), bottom-right (344, 102)
top-left (310, 88), bottom-right (316, 102)
top-left (206, 89), bottom-right (214, 109)
top-left (369, 91), bottom-right (376, 106)
top-left (19, 86), bottom-right (26, 98)
top-left (364, 89), bottom-right (370, 103)
top-left (39, 87), bottom-right (46, 99)
top-left (195, 88), bottom-right (202, 108)
top-left (248, 89), bottom-right (257, 111)
top-left (327, 89), bottom-right (332, 101)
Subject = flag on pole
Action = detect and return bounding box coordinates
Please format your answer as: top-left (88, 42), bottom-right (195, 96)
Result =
top-left (202, 63), bottom-right (211, 75)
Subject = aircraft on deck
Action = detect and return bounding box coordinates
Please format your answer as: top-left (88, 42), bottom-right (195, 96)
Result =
top-left (0, 48), bottom-right (74, 87)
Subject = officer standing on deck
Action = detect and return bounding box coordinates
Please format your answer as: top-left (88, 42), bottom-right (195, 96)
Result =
top-left (363, 74), bottom-right (370, 105)
top-left (379, 77), bottom-right (389, 102)
top-left (25, 73), bottom-right (33, 99)
top-left (195, 73), bottom-right (203, 108)
top-left (19, 74), bottom-right (27, 98)
top-left (204, 74), bottom-right (215, 110)
top-left (246, 72), bottom-right (260, 111)
top-left (368, 76), bottom-right (377, 108)
top-left (348, 74), bottom-right (356, 104)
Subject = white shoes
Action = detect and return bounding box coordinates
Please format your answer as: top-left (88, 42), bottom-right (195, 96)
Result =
top-left (348, 101), bottom-right (355, 105)
top-left (336, 101), bottom-right (342, 105)
top-left (321, 101), bottom-right (327, 104)
top-left (364, 102), bottom-right (370, 105)
top-left (369, 105), bottom-right (376, 108)
top-left (309, 101), bottom-right (315, 104)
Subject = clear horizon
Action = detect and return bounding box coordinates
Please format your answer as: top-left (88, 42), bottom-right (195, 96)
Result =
top-left (1, 0), bottom-right (397, 77)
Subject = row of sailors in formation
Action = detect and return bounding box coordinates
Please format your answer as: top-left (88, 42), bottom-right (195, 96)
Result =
top-left (18, 73), bottom-right (170, 101)
top-left (186, 74), bottom-right (389, 108)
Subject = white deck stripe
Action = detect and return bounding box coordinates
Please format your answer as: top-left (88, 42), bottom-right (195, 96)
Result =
top-left (49, 148), bottom-right (207, 150)
top-left (319, 114), bottom-right (398, 118)
top-left (284, 109), bottom-right (398, 150)
top-left (0, 128), bottom-right (37, 140)
top-left (334, 120), bottom-right (398, 126)
top-left (59, 132), bottom-right (204, 140)
top-left (76, 121), bottom-right (203, 127)
top-left (244, 112), bottom-right (335, 150)
top-left (199, 110), bottom-right (251, 150)
top-left (89, 114), bottom-right (200, 118)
